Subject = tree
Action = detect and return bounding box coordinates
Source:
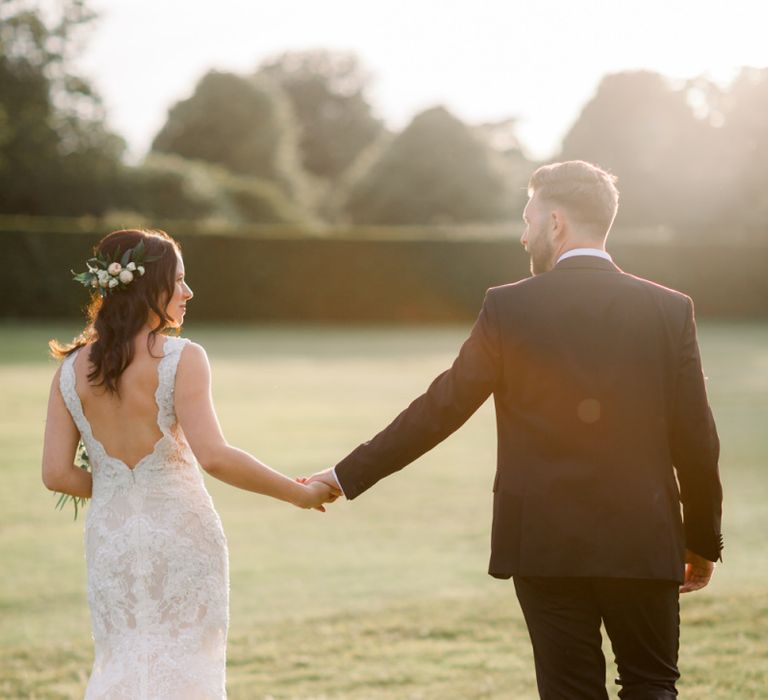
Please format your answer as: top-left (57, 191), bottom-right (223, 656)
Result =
top-left (151, 71), bottom-right (308, 198)
top-left (116, 153), bottom-right (307, 225)
top-left (343, 106), bottom-right (514, 225)
top-left (258, 50), bottom-right (384, 182)
top-left (0, 0), bottom-right (125, 216)
top-left (714, 68), bottom-right (768, 234)
top-left (472, 117), bottom-right (532, 216)
top-left (560, 71), bottom-right (724, 231)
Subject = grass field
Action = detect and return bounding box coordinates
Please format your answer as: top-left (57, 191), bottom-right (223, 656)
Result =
top-left (1, 320), bottom-right (766, 699)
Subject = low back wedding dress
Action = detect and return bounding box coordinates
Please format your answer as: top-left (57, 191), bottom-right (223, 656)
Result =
top-left (59, 335), bottom-right (229, 699)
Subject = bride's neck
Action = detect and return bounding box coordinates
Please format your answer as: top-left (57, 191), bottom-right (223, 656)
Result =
top-left (132, 326), bottom-right (165, 352)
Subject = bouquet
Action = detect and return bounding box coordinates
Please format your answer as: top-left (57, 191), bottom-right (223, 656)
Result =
top-left (54, 440), bottom-right (91, 520)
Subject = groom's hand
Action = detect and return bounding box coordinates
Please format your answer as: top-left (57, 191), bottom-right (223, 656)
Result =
top-left (295, 470), bottom-right (342, 512)
top-left (294, 477), bottom-right (338, 512)
top-left (305, 468), bottom-right (344, 499)
top-left (679, 549), bottom-right (716, 593)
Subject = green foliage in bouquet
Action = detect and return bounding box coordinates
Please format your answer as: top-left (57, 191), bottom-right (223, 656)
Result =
top-left (53, 440), bottom-right (91, 520)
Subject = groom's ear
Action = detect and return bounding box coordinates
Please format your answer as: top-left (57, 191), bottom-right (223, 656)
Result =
top-left (550, 208), bottom-right (567, 240)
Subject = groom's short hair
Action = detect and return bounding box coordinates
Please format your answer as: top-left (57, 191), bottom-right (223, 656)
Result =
top-left (528, 160), bottom-right (619, 236)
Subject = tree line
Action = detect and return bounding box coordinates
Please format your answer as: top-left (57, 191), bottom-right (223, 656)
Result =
top-left (2, 1), bottom-right (767, 237)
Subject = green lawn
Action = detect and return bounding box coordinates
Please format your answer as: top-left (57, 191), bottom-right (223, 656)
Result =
top-left (1, 320), bottom-right (766, 699)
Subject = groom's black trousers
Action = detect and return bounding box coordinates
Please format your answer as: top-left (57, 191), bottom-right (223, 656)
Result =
top-left (513, 576), bottom-right (680, 700)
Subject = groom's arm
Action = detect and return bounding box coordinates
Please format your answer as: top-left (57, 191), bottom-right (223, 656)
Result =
top-left (669, 296), bottom-right (723, 562)
top-left (333, 289), bottom-right (502, 500)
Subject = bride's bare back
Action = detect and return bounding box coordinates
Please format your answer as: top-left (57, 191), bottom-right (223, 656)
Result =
top-left (73, 336), bottom-right (170, 470)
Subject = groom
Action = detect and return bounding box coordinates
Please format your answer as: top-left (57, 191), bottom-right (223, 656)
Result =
top-left (311, 160), bottom-right (723, 699)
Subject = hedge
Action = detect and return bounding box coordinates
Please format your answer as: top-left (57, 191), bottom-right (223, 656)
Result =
top-left (2, 228), bottom-right (767, 321)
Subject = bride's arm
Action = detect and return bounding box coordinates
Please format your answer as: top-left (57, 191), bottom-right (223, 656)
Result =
top-left (175, 342), bottom-right (332, 509)
top-left (41, 367), bottom-right (93, 498)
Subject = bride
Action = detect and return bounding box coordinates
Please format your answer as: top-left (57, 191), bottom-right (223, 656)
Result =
top-left (41, 228), bottom-right (336, 699)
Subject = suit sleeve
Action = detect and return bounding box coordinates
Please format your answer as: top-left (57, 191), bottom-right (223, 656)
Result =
top-left (335, 289), bottom-right (502, 499)
top-left (669, 297), bottom-right (723, 562)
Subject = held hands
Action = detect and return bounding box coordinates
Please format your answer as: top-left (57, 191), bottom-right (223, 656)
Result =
top-left (305, 468), bottom-right (344, 494)
top-left (294, 468), bottom-right (343, 512)
top-left (679, 549), bottom-right (716, 593)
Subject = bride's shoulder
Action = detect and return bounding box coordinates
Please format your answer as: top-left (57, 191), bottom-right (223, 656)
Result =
top-left (175, 338), bottom-right (211, 374)
top-left (174, 339), bottom-right (214, 397)
top-left (49, 342), bottom-right (89, 391)
top-left (61, 342), bottom-right (91, 371)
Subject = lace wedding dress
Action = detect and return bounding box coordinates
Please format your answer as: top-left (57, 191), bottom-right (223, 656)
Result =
top-left (59, 335), bottom-right (229, 699)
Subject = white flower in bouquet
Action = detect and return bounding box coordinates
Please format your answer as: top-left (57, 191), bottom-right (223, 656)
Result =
top-left (119, 270), bottom-right (134, 284)
top-left (108, 262), bottom-right (122, 276)
top-left (99, 277), bottom-right (109, 288)
top-left (137, 265), bottom-right (145, 276)
top-left (126, 262), bottom-right (137, 271)
top-left (108, 278), bottom-right (119, 288)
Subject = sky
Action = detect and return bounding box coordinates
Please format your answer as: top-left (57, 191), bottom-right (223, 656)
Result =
top-left (76, 0), bottom-right (768, 163)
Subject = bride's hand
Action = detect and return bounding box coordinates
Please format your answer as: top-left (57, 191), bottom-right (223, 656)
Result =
top-left (296, 479), bottom-right (336, 512)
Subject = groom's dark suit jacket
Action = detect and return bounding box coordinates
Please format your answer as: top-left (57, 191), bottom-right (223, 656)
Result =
top-left (335, 255), bottom-right (723, 582)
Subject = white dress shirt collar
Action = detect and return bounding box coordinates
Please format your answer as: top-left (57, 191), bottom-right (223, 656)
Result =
top-left (556, 248), bottom-right (613, 265)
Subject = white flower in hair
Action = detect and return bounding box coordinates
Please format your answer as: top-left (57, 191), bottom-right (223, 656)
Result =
top-left (72, 239), bottom-right (161, 298)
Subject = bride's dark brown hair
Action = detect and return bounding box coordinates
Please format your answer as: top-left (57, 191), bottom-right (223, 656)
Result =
top-left (49, 229), bottom-right (182, 396)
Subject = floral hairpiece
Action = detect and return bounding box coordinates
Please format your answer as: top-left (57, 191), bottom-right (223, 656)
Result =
top-left (72, 240), bottom-right (162, 298)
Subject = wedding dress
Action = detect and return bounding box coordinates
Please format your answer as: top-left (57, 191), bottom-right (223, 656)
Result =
top-left (59, 335), bottom-right (229, 699)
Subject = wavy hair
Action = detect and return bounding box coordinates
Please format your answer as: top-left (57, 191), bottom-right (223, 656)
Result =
top-left (49, 229), bottom-right (182, 396)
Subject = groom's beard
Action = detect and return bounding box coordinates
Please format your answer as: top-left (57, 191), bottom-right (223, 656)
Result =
top-left (529, 234), bottom-right (556, 276)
